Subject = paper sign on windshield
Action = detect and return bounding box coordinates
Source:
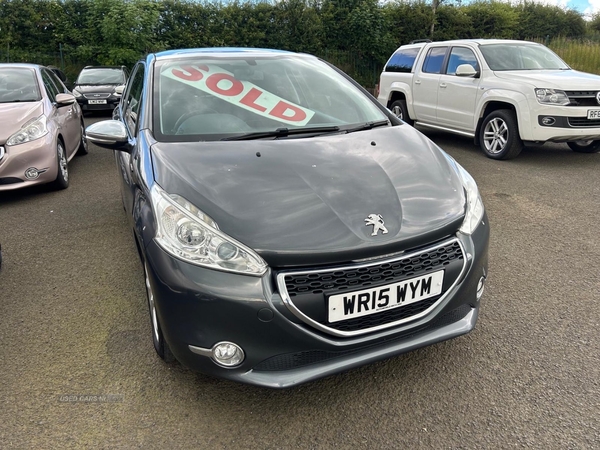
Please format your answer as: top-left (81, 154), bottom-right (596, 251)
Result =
top-left (163, 64), bottom-right (315, 127)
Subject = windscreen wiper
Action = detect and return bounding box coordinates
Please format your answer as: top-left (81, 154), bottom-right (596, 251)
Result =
top-left (343, 119), bottom-right (390, 134)
top-left (221, 125), bottom-right (340, 141)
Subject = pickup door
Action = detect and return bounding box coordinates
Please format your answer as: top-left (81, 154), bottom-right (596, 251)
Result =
top-left (411, 46), bottom-right (447, 123)
top-left (435, 46), bottom-right (482, 132)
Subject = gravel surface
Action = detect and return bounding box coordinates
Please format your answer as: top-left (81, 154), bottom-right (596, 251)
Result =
top-left (0, 117), bottom-right (598, 449)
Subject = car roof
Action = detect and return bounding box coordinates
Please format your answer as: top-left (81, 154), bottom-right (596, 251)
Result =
top-left (0, 63), bottom-right (42, 70)
top-left (154, 47), bottom-right (296, 61)
top-left (400, 38), bottom-right (541, 48)
top-left (82, 66), bottom-right (126, 70)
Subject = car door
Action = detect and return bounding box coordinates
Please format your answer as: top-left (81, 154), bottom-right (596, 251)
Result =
top-left (435, 46), bottom-right (482, 132)
top-left (117, 62), bottom-right (145, 216)
top-left (41, 69), bottom-right (77, 156)
top-left (411, 46), bottom-right (448, 123)
top-left (47, 68), bottom-right (82, 154)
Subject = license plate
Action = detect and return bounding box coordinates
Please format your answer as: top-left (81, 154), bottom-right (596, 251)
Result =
top-left (88, 99), bottom-right (107, 105)
top-left (587, 110), bottom-right (600, 119)
top-left (328, 270), bottom-right (444, 323)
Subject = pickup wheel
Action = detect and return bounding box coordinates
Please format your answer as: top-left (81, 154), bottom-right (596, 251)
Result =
top-left (567, 140), bottom-right (600, 153)
top-left (390, 100), bottom-right (413, 125)
top-left (479, 110), bottom-right (523, 160)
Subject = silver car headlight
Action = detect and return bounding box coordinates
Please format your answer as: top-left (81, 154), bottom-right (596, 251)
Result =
top-left (535, 88), bottom-right (570, 106)
top-left (150, 184), bottom-right (268, 276)
top-left (72, 89), bottom-right (82, 98)
top-left (7, 115), bottom-right (49, 146)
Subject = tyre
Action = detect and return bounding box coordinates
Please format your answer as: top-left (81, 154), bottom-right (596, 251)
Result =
top-left (567, 140), bottom-right (600, 153)
top-left (77, 121), bottom-right (89, 155)
top-left (390, 100), bottom-right (413, 125)
top-left (479, 109), bottom-right (523, 160)
top-left (143, 261), bottom-right (175, 363)
top-left (51, 140), bottom-right (69, 190)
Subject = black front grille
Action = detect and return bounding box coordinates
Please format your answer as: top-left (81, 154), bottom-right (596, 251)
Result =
top-left (254, 304), bottom-right (472, 371)
top-left (285, 242), bottom-right (462, 296)
top-left (565, 91), bottom-right (600, 107)
top-left (567, 117), bottom-right (600, 128)
top-left (279, 240), bottom-right (464, 334)
top-left (0, 177), bottom-right (23, 185)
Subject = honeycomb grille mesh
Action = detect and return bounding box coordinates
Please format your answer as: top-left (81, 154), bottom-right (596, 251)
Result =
top-left (280, 240), bottom-right (464, 333)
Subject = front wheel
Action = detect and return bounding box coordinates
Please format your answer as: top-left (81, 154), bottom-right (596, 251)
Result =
top-left (77, 121), bottom-right (89, 155)
top-left (390, 100), bottom-right (413, 125)
top-left (50, 140), bottom-right (69, 190)
top-left (479, 109), bottom-right (523, 160)
top-left (143, 261), bottom-right (175, 363)
top-left (567, 140), bottom-right (600, 153)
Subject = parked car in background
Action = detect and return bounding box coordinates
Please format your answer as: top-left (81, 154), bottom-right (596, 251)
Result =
top-left (378, 39), bottom-right (600, 159)
top-left (86, 48), bottom-right (489, 388)
top-left (72, 66), bottom-right (128, 113)
top-left (0, 63), bottom-right (87, 191)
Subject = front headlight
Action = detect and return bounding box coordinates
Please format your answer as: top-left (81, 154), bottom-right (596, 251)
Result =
top-left (7, 115), bottom-right (49, 146)
top-left (72, 89), bottom-right (82, 98)
top-left (150, 184), bottom-right (268, 276)
top-left (443, 154), bottom-right (484, 235)
top-left (535, 88), bottom-right (570, 106)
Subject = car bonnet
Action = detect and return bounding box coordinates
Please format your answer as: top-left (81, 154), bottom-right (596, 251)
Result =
top-left (0, 102), bottom-right (44, 143)
top-left (150, 125), bottom-right (466, 268)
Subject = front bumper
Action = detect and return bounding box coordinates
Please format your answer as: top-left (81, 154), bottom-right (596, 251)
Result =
top-left (525, 103), bottom-right (600, 142)
top-left (143, 215), bottom-right (489, 388)
top-left (76, 97), bottom-right (120, 111)
top-left (0, 134), bottom-right (58, 191)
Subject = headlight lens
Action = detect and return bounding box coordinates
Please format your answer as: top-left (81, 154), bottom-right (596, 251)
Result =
top-left (151, 184), bottom-right (268, 275)
top-left (72, 89), bottom-right (82, 98)
top-left (7, 115), bottom-right (49, 146)
top-left (443, 154), bottom-right (484, 235)
top-left (535, 88), bottom-right (570, 106)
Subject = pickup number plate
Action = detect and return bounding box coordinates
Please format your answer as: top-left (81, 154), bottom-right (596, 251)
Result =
top-left (328, 270), bottom-right (444, 323)
top-left (587, 110), bottom-right (600, 119)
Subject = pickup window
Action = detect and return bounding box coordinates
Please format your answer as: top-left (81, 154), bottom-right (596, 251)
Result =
top-left (385, 48), bottom-right (421, 73)
top-left (422, 47), bottom-right (448, 74)
top-left (446, 47), bottom-right (479, 75)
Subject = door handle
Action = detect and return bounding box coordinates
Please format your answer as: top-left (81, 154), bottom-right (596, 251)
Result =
top-left (439, 83), bottom-right (447, 88)
top-left (415, 80), bottom-right (421, 85)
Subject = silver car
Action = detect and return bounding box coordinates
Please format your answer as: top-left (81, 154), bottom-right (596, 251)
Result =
top-left (0, 64), bottom-right (87, 191)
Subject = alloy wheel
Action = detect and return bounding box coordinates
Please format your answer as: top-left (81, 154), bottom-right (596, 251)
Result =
top-left (144, 263), bottom-right (160, 344)
top-left (483, 117), bottom-right (509, 154)
top-left (58, 142), bottom-right (68, 183)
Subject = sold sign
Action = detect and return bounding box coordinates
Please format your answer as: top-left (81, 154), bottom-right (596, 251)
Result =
top-left (163, 64), bottom-right (315, 127)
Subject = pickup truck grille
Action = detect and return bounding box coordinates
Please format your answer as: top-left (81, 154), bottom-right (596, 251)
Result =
top-left (567, 117), bottom-right (600, 127)
top-left (565, 91), bottom-right (600, 107)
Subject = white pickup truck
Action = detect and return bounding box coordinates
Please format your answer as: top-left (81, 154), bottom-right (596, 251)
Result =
top-left (377, 39), bottom-right (600, 159)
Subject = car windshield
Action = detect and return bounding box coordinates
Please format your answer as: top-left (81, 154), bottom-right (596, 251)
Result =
top-left (153, 55), bottom-right (388, 141)
top-left (0, 68), bottom-right (41, 103)
top-left (480, 44), bottom-right (569, 71)
top-left (77, 68), bottom-right (125, 85)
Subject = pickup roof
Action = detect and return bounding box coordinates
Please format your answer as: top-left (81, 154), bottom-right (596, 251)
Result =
top-left (377, 39), bottom-right (600, 159)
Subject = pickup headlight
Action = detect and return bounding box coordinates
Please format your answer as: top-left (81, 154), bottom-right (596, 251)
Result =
top-left (535, 88), bottom-right (570, 106)
top-left (151, 184), bottom-right (268, 276)
top-left (7, 115), bottom-right (49, 146)
top-left (443, 153), bottom-right (484, 235)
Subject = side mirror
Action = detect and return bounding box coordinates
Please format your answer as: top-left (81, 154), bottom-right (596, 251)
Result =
top-left (455, 64), bottom-right (479, 78)
top-left (86, 120), bottom-right (132, 153)
top-left (55, 93), bottom-right (76, 107)
top-left (115, 85), bottom-right (125, 95)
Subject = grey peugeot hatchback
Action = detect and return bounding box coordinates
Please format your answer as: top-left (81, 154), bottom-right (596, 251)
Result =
top-left (86, 48), bottom-right (489, 388)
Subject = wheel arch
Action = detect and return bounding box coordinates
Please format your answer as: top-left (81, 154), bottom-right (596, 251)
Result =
top-left (474, 101), bottom-right (518, 146)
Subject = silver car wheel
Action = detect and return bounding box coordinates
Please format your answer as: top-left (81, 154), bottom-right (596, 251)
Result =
top-left (57, 142), bottom-right (68, 183)
top-left (483, 117), bottom-right (509, 154)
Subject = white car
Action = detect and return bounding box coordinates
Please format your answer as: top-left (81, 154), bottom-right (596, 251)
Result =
top-left (377, 39), bottom-right (600, 159)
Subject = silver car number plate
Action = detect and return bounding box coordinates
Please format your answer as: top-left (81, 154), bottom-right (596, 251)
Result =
top-left (89, 99), bottom-right (107, 105)
top-left (587, 109), bottom-right (600, 119)
top-left (328, 270), bottom-right (444, 323)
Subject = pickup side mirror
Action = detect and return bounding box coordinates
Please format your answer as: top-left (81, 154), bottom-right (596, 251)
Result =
top-left (456, 64), bottom-right (479, 78)
top-left (86, 120), bottom-right (133, 153)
